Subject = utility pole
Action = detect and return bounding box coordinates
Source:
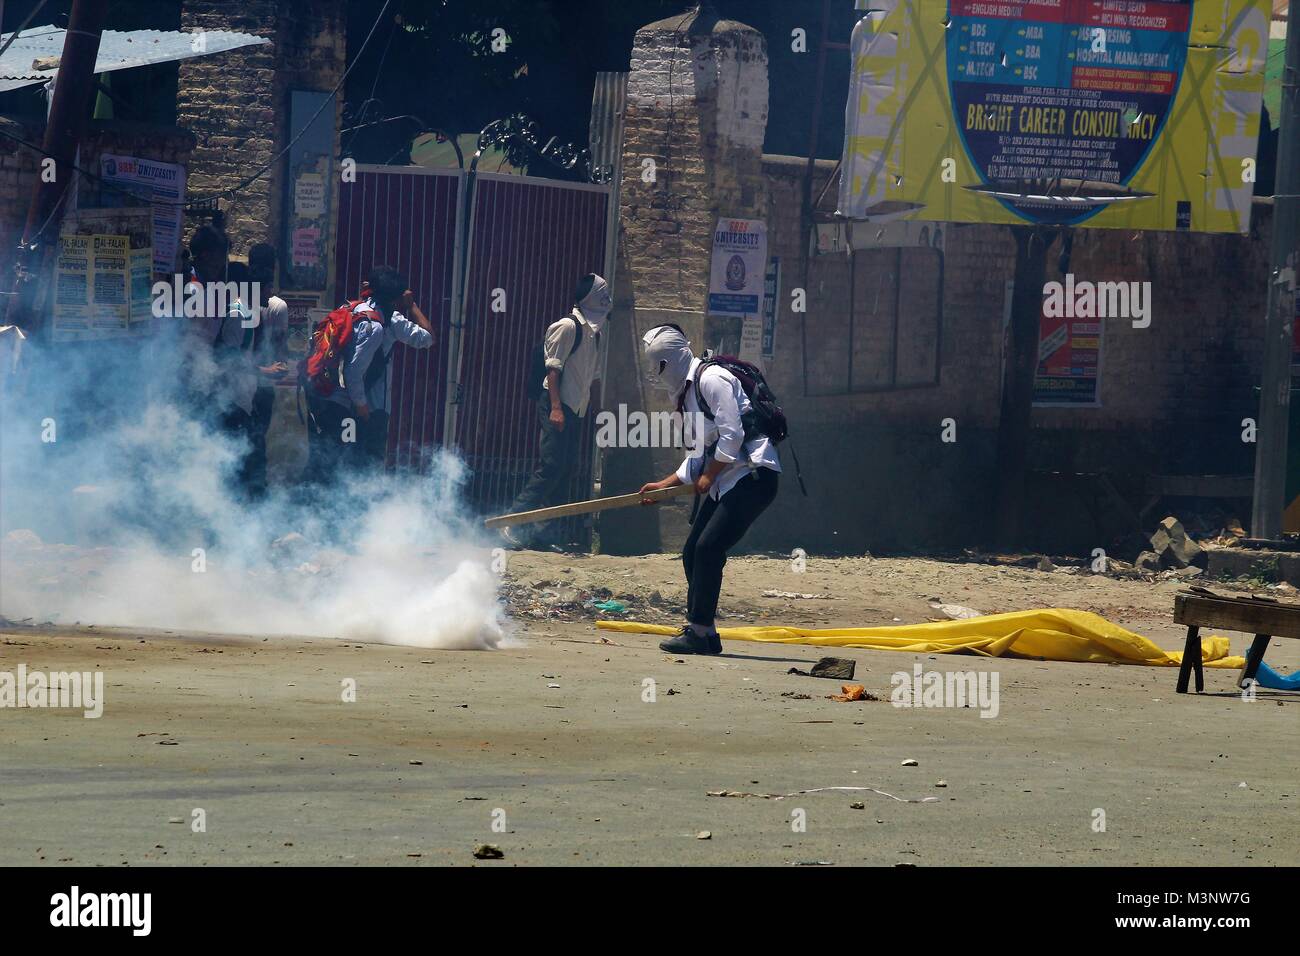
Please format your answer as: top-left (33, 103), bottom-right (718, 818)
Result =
top-left (1251, 1), bottom-right (1300, 540)
top-left (4, 0), bottom-right (108, 334)
top-left (994, 224), bottom-right (1055, 548)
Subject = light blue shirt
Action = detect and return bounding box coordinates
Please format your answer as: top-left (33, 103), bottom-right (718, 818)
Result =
top-left (327, 299), bottom-right (433, 414)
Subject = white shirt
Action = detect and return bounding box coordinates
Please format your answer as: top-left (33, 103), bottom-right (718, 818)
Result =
top-left (674, 357), bottom-right (780, 500)
top-left (542, 307), bottom-right (606, 418)
top-left (253, 294), bottom-right (289, 368)
top-left (180, 294), bottom-right (257, 415)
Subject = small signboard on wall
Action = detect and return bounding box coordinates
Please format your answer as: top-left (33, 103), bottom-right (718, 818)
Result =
top-left (1032, 305), bottom-right (1104, 407)
top-left (707, 218), bottom-right (766, 317)
top-left (282, 89), bottom-right (335, 292)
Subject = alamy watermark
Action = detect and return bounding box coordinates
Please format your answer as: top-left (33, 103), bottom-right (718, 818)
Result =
top-left (151, 275), bottom-right (263, 327)
top-left (1042, 274), bottom-right (1151, 328)
top-left (0, 664), bottom-right (104, 718)
top-left (50, 886), bottom-right (150, 936)
top-left (890, 663), bottom-right (999, 718)
top-left (594, 404), bottom-right (708, 458)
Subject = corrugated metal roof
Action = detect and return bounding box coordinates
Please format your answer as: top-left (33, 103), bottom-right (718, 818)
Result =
top-left (0, 25), bottom-right (270, 94)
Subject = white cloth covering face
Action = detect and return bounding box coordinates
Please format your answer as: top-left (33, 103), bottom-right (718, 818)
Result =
top-left (577, 274), bottom-right (612, 333)
top-left (641, 324), bottom-right (693, 398)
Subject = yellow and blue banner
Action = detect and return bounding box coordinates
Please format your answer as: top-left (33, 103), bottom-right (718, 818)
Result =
top-left (838, 0), bottom-right (1273, 232)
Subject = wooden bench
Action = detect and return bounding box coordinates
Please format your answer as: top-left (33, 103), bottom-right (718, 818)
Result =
top-left (1173, 588), bottom-right (1300, 693)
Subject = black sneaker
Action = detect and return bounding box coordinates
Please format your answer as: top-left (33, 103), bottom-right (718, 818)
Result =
top-left (659, 626), bottom-right (722, 655)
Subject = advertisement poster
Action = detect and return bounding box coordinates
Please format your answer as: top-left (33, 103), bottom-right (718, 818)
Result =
top-left (98, 153), bottom-right (186, 274)
top-left (707, 218), bottom-right (767, 316)
top-left (294, 173), bottom-right (326, 217)
top-left (1032, 305), bottom-right (1103, 406)
top-left (53, 233), bottom-right (132, 340)
top-left (129, 247), bottom-right (155, 326)
top-left (90, 235), bottom-right (130, 334)
top-left (762, 256), bottom-right (781, 360)
top-left (738, 315), bottom-right (765, 369)
top-left (53, 235), bottom-right (93, 335)
top-left (839, 0), bottom-right (1271, 233)
top-left (292, 226), bottom-right (322, 268)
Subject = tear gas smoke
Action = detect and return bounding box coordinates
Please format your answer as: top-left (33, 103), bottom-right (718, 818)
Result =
top-left (0, 326), bottom-right (506, 649)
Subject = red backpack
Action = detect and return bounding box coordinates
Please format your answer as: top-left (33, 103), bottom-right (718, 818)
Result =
top-left (300, 299), bottom-right (381, 397)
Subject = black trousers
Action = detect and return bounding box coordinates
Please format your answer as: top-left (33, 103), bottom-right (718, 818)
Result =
top-left (304, 396), bottom-right (347, 486)
top-left (305, 397), bottom-right (389, 484)
top-left (219, 404), bottom-right (254, 499)
top-left (508, 395), bottom-right (581, 543)
top-left (683, 467), bottom-right (779, 629)
top-left (358, 409), bottom-right (390, 468)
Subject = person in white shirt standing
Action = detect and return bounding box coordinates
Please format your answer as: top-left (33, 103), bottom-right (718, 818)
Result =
top-left (502, 274), bottom-right (612, 549)
top-left (637, 324), bottom-right (781, 655)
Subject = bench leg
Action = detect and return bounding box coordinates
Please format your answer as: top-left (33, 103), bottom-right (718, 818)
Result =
top-left (1177, 625), bottom-right (1202, 694)
top-left (1239, 633), bottom-right (1271, 689)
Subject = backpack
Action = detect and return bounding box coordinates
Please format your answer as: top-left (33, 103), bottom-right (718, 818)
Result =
top-left (527, 314), bottom-right (583, 399)
top-left (690, 356), bottom-right (788, 444)
top-left (299, 299), bottom-right (382, 398)
top-left (688, 355), bottom-right (807, 496)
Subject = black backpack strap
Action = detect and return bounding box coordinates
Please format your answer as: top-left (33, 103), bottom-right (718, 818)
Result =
top-left (785, 437), bottom-right (809, 496)
top-left (693, 359), bottom-right (716, 420)
top-left (565, 313), bottom-right (583, 357)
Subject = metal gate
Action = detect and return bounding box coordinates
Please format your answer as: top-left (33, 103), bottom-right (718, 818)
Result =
top-left (452, 173), bottom-right (610, 529)
top-left (334, 165), bottom-right (463, 470)
top-left (334, 165), bottom-right (611, 537)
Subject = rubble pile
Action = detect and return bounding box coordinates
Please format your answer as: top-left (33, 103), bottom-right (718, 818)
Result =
top-left (497, 576), bottom-right (686, 624)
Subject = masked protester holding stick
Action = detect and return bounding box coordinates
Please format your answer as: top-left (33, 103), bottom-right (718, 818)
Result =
top-left (500, 273), bottom-right (612, 550)
top-left (637, 324), bottom-right (780, 655)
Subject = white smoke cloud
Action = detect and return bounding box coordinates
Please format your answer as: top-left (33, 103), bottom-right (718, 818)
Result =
top-left (0, 331), bottom-right (506, 650)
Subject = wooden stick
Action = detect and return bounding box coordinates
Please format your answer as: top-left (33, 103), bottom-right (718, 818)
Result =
top-left (484, 484), bottom-right (696, 529)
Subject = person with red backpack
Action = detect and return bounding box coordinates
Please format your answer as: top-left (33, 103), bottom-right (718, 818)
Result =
top-left (301, 265), bottom-right (433, 482)
top-left (637, 324), bottom-right (782, 655)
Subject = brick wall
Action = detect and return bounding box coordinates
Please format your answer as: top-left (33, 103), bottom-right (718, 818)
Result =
top-left (594, 5), bottom-right (1282, 556)
top-left (176, 1), bottom-right (279, 257)
top-left (0, 117), bottom-right (47, 273)
top-left (610, 24), bottom-right (1274, 556)
top-left (747, 155), bottom-right (1273, 554)
top-left (176, 0), bottom-right (345, 268)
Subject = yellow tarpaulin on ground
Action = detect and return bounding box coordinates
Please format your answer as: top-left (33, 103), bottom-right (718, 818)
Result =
top-left (597, 609), bottom-right (1245, 668)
